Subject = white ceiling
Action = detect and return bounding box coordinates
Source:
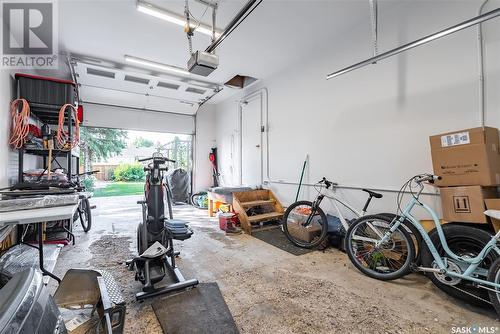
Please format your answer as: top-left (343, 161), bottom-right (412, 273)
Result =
top-left (57, 0), bottom-right (377, 113)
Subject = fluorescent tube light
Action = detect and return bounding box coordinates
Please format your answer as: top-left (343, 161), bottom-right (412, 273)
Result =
top-left (136, 0), bottom-right (220, 37)
top-left (124, 55), bottom-right (190, 76)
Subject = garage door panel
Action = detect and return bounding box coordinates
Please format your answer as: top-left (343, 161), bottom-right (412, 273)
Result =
top-left (80, 85), bottom-right (197, 115)
top-left (81, 85), bottom-right (147, 110)
top-left (145, 94), bottom-right (196, 114)
top-left (82, 103), bottom-right (195, 135)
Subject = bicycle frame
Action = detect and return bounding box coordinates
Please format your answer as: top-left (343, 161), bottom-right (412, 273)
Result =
top-left (378, 193), bottom-right (500, 290)
top-left (317, 188), bottom-right (365, 231)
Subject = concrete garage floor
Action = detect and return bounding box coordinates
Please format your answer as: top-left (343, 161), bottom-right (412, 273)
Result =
top-left (53, 195), bottom-right (498, 334)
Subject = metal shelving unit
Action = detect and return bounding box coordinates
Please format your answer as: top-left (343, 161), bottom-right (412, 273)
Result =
top-left (15, 73), bottom-right (79, 183)
top-left (13, 74), bottom-right (80, 245)
top-left (18, 147), bottom-right (80, 183)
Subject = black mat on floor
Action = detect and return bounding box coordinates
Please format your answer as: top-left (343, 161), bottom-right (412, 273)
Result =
top-left (152, 283), bottom-right (239, 334)
top-left (251, 227), bottom-right (314, 256)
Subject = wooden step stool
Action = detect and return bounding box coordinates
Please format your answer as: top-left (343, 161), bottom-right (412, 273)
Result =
top-left (232, 190), bottom-right (284, 235)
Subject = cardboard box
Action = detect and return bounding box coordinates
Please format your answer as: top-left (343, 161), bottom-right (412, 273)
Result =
top-left (440, 186), bottom-right (498, 223)
top-left (485, 199), bottom-right (500, 232)
top-left (430, 127), bottom-right (500, 186)
top-left (287, 221), bottom-right (322, 243)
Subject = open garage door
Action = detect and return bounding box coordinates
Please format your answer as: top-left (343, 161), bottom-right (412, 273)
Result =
top-left (81, 126), bottom-right (193, 201)
top-left (82, 103), bottom-right (195, 135)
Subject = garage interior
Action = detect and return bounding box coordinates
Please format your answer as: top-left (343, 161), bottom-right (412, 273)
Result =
top-left (1, 0), bottom-right (500, 333)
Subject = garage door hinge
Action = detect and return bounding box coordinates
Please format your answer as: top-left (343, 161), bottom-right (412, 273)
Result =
top-left (261, 126), bottom-right (265, 132)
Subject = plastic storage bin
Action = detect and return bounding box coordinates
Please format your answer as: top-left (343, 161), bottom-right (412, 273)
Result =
top-left (15, 73), bottom-right (77, 108)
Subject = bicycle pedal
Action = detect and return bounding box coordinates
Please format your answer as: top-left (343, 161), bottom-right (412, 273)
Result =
top-left (409, 263), bottom-right (419, 272)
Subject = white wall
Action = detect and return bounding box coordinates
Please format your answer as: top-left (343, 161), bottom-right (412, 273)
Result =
top-left (214, 1), bottom-right (500, 219)
top-left (193, 104), bottom-right (217, 192)
top-left (0, 73), bottom-right (39, 186)
top-left (483, 1), bottom-right (500, 128)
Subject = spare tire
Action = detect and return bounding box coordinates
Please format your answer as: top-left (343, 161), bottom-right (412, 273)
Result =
top-left (421, 223), bottom-right (498, 307)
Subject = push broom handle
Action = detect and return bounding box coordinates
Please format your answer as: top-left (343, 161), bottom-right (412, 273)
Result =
top-left (295, 154), bottom-right (308, 202)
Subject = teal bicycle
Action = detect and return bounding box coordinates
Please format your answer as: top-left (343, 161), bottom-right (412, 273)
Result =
top-left (345, 174), bottom-right (500, 316)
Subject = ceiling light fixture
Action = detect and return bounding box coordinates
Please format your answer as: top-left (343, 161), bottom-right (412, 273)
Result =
top-left (124, 55), bottom-right (190, 76)
top-left (136, 0), bottom-right (220, 37)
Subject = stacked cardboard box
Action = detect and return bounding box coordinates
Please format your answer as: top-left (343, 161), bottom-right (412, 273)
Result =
top-left (430, 127), bottom-right (500, 230)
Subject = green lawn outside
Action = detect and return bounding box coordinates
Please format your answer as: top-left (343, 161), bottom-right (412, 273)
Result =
top-left (93, 182), bottom-right (144, 198)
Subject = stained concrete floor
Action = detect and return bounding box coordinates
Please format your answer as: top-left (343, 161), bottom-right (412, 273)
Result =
top-left (53, 195), bottom-right (499, 334)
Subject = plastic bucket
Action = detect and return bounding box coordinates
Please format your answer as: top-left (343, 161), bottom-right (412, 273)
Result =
top-left (218, 212), bottom-right (237, 231)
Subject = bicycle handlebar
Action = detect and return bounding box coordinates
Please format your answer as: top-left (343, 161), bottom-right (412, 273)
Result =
top-left (78, 170), bottom-right (99, 176)
top-left (318, 177), bottom-right (338, 189)
top-left (138, 156), bottom-right (176, 163)
top-left (414, 174), bottom-right (441, 184)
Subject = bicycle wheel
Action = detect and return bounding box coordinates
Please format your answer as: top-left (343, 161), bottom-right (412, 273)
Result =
top-left (190, 192), bottom-right (207, 208)
top-left (345, 214), bottom-right (415, 280)
top-left (379, 213), bottom-right (423, 265)
top-left (421, 224), bottom-right (497, 307)
top-left (78, 198), bottom-right (92, 232)
top-left (282, 201), bottom-right (328, 249)
top-left (487, 256), bottom-right (500, 317)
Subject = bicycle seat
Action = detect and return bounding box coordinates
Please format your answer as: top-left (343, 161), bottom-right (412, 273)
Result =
top-left (140, 241), bottom-right (168, 259)
top-left (485, 210), bottom-right (500, 220)
top-left (362, 189), bottom-right (383, 199)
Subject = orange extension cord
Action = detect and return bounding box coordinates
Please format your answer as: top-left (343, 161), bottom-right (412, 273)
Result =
top-left (56, 104), bottom-right (80, 149)
top-left (9, 99), bottom-right (30, 149)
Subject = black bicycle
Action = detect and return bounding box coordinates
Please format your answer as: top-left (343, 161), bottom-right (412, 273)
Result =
top-left (71, 170), bottom-right (97, 232)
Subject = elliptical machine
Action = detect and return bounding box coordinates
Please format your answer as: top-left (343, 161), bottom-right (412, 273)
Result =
top-left (127, 152), bottom-right (198, 300)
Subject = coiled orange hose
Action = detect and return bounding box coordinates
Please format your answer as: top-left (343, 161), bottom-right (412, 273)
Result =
top-left (9, 99), bottom-right (30, 149)
top-left (56, 104), bottom-right (80, 149)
